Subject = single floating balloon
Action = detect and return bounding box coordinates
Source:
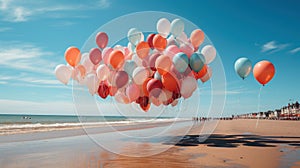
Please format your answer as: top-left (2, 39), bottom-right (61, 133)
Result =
top-left (253, 60), bottom-right (275, 86)
top-left (96, 64), bottom-right (110, 81)
top-left (234, 57), bottom-right (252, 80)
top-left (126, 83), bottom-right (140, 102)
top-left (113, 71), bottom-right (129, 89)
top-left (65, 47), bottom-right (81, 67)
top-left (132, 67), bottom-right (150, 85)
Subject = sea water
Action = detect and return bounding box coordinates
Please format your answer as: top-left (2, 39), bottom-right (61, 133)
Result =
top-left (0, 114), bottom-right (179, 134)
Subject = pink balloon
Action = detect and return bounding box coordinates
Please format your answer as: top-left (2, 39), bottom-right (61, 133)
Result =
top-left (102, 47), bottom-right (113, 65)
top-left (113, 71), bottom-right (129, 89)
top-left (89, 48), bottom-right (102, 65)
top-left (96, 64), bottom-right (110, 81)
top-left (148, 53), bottom-right (160, 71)
top-left (126, 83), bottom-right (140, 102)
top-left (180, 76), bottom-right (197, 99)
top-left (96, 32), bottom-right (108, 49)
top-left (164, 45), bottom-right (181, 59)
top-left (180, 43), bottom-right (194, 58)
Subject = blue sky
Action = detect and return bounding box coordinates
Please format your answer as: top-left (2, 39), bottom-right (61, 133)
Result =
top-left (0, 0), bottom-right (299, 116)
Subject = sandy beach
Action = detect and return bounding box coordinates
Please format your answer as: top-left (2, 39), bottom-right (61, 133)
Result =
top-left (0, 119), bottom-right (299, 168)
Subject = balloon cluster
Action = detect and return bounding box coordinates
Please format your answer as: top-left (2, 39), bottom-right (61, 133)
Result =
top-left (55, 18), bottom-right (217, 111)
top-left (234, 58), bottom-right (275, 86)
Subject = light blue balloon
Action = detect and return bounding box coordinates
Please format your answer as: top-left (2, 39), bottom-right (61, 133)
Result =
top-left (127, 28), bottom-right (142, 45)
top-left (154, 71), bottom-right (161, 80)
top-left (173, 52), bottom-right (189, 73)
top-left (189, 53), bottom-right (205, 72)
top-left (170, 19), bottom-right (184, 37)
top-left (124, 60), bottom-right (137, 77)
top-left (234, 57), bottom-right (252, 79)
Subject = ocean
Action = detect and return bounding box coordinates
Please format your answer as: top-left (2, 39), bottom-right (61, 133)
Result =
top-left (0, 114), bottom-right (181, 135)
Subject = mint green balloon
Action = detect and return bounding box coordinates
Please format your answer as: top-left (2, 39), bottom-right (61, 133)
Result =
top-left (234, 57), bottom-right (252, 79)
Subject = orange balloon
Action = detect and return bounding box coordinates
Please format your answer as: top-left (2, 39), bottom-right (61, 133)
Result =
top-left (253, 60), bottom-right (275, 86)
top-left (162, 72), bottom-right (180, 92)
top-left (153, 34), bottom-right (167, 51)
top-left (65, 47), bottom-right (81, 67)
top-left (109, 86), bottom-right (118, 96)
top-left (136, 41), bottom-right (150, 59)
top-left (155, 55), bottom-right (171, 75)
top-left (193, 64), bottom-right (207, 79)
top-left (109, 50), bottom-right (125, 69)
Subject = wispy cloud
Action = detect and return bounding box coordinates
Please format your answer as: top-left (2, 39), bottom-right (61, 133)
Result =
top-left (290, 47), bottom-right (300, 54)
top-left (261, 41), bottom-right (289, 53)
top-left (0, 0), bottom-right (111, 22)
top-left (0, 27), bottom-right (12, 32)
top-left (0, 41), bottom-right (57, 75)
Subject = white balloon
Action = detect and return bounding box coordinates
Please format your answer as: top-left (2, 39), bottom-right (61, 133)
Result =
top-left (127, 28), bottom-right (143, 45)
top-left (96, 64), bottom-right (110, 81)
top-left (170, 19), bottom-right (184, 37)
top-left (85, 73), bottom-right (99, 95)
top-left (176, 32), bottom-right (189, 45)
top-left (132, 54), bottom-right (143, 67)
top-left (55, 64), bottom-right (72, 85)
top-left (201, 45), bottom-right (216, 64)
top-left (180, 76), bottom-right (197, 99)
top-left (132, 67), bottom-right (150, 85)
top-left (157, 18), bottom-right (171, 38)
top-left (82, 53), bottom-right (94, 73)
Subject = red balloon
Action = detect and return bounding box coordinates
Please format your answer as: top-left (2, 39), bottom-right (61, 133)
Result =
top-left (137, 96), bottom-right (150, 112)
top-left (147, 79), bottom-right (163, 98)
top-left (147, 33), bottom-right (155, 49)
top-left (193, 64), bottom-right (207, 79)
top-left (253, 60), bottom-right (275, 86)
top-left (96, 32), bottom-right (109, 49)
top-left (161, 72), bottom-right (180, 92)
top-left (98, 82), bottom-right (110, 99)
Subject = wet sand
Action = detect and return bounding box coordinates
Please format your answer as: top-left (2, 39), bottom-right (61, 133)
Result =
top-left (0, 119), bottom-right (299, 168)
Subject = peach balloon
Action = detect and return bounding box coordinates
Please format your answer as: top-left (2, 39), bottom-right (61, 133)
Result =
top-left (126, 83), bottom-right (140, 102)
top-left (65, 47), bottom-right (81, 67)
top-left (253, 60), bottom-right (275, 86)
top-left (155, 55), bottom-right (172, 75)
top-left (190, 29), bottom-right (205, 48)
top-left (136, 41), bottom-right (150, 59)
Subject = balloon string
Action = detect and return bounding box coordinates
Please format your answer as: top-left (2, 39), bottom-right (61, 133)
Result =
top-left (255, 86), bottom-right (263, 128)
